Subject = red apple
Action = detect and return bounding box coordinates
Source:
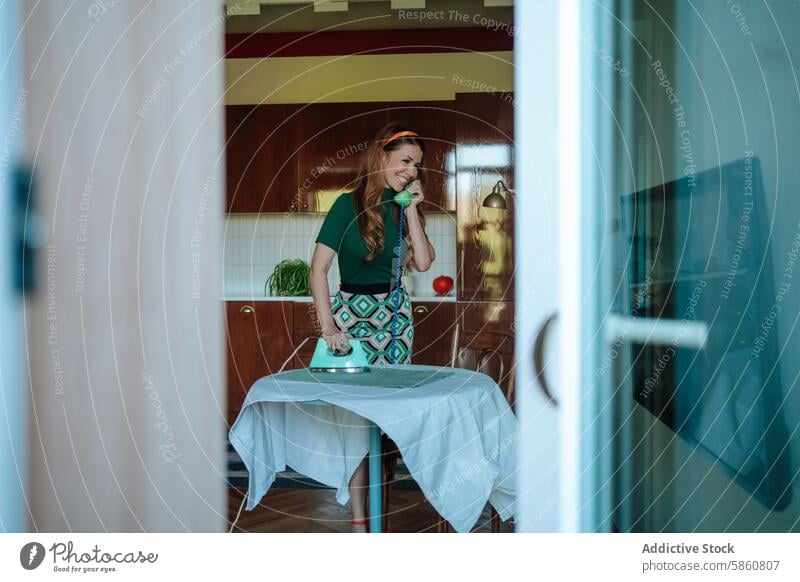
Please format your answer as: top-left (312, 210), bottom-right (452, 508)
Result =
top-left (432, 275), bottom-right (454, 296)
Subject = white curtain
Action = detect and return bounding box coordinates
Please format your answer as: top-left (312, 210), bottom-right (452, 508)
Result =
top-left (24, 1), bottom-right (225, 531)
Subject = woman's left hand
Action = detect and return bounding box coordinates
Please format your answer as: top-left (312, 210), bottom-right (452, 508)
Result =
top-left (405, 179), bottom-right (424, 209)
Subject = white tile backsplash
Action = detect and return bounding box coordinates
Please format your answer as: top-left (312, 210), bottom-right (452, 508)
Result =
top-left (223, 212), bottom-right (457, 298)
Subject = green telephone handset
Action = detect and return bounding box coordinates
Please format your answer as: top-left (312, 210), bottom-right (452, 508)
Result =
top-left (393, 179), bottom-right (416, 207)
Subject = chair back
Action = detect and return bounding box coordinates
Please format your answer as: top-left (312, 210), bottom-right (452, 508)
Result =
top-left (450, 322), bottom-right (516, 410)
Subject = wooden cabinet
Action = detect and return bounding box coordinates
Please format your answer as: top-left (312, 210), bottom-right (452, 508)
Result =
top-left (295, 101), bottom-right (457, 213)
top-left (455, 92), bottom-right (515, 302)
top-left (411, 301), bottom-right (457, 365)
top-left (290, 301), bottom-right (320, 368)
top-left (226, 104), bottom-right (301, 213)
top-left (226, 101), bottom-right (457, 213)
top-left (295, 102), bottom-right (389, 212)
top-left (459, 300), bottom-right (514, 334)
top-left (226, 301), bottom-right (293, 420)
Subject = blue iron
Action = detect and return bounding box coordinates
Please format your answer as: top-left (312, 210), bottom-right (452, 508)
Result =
top-left (309, 338), bottom-right (371, 374)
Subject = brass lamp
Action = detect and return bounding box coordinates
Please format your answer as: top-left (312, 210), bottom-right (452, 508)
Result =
top-left (482, 180), bottom-right (513, 210)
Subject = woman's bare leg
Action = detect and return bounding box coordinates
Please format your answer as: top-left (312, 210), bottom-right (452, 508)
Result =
top-left (348, 456), bottom-right (369, 532)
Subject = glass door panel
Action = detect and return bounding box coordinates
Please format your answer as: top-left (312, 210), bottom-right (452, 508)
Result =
top-left (600, 0), bottom-right (800, 532)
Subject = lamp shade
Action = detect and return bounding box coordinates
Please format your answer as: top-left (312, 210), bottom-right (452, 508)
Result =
top-left (482, 180), bottom-right (511, 210)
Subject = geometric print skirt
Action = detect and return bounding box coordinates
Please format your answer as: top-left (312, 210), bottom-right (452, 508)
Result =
top-left (331, 288), bottom-right (413, 365)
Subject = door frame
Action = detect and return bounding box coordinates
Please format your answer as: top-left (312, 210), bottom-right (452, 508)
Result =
top-left (514, 0), bottom-right (596, 532)
top-left (0, 0), bottom-right (27, 533)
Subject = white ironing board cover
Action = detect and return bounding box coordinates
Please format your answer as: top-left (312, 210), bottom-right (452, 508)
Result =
top-left (228, 364), bottom-right (518, 533)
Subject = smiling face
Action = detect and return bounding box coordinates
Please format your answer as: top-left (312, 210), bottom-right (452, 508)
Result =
top-left (380, 143), bottom-right (423, 192)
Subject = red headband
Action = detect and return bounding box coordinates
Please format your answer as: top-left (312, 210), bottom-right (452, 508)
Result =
top-left (383, 130), bottom-right (419, 146)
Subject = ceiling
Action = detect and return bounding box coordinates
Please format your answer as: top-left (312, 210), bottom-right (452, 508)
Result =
top-left (224, 0), bottom-right (515, 33)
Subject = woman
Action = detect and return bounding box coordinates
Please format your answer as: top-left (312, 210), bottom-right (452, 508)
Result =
top-left (309, 122), bottom-right (435, 532)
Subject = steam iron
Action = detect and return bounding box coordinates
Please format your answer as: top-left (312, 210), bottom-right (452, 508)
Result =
top-left (309, 338), bottom-right (371, 374)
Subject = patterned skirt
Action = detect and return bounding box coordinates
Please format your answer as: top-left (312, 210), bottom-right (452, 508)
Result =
top-left (331, 287), bottom-right (413, 365)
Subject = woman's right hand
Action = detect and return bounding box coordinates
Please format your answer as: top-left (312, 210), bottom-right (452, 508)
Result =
top-left (322, 328), bottom-right (350, 354)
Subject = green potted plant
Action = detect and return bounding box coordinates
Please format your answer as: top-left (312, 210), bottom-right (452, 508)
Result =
top-left (265, 259), bottom-right (311, 297)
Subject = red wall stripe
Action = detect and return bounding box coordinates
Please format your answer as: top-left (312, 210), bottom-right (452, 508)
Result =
top-left (225, 27), bottom-right (514, 59)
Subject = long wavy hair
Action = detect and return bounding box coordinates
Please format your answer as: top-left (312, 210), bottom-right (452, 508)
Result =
top-left (348, 122), bottom-right (427, 262)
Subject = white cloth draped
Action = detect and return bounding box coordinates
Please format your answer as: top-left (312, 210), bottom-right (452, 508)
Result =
top-left (229, 365), bottom-right (518, 533)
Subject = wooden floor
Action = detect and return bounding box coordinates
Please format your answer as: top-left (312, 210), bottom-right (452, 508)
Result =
top-left (228, 487), bottom-right (514, 533)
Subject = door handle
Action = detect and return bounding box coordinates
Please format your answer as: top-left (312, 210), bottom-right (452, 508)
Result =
top-left (13, 165), bottom-right (40, 295)
top-left (413, 305), bottom-right (428, 314)
top-left (532, 312), bottom-right (558, 407)
top-left (240, 305), bottom-right (255, 313)
top-left (604, 314), bottom-right (707, 349)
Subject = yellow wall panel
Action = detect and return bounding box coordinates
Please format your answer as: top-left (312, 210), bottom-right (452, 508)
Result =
top-left (225, 51), bottom-right (514, 104)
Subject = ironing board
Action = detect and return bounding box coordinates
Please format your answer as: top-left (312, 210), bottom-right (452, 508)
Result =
top-left (286, 368), bottom-right (455, 532)
top-left (229, 364), bottom-right (518, 533)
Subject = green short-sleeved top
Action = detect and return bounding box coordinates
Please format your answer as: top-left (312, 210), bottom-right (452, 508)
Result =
top-left (315, 187), bottom-right (408, 285)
